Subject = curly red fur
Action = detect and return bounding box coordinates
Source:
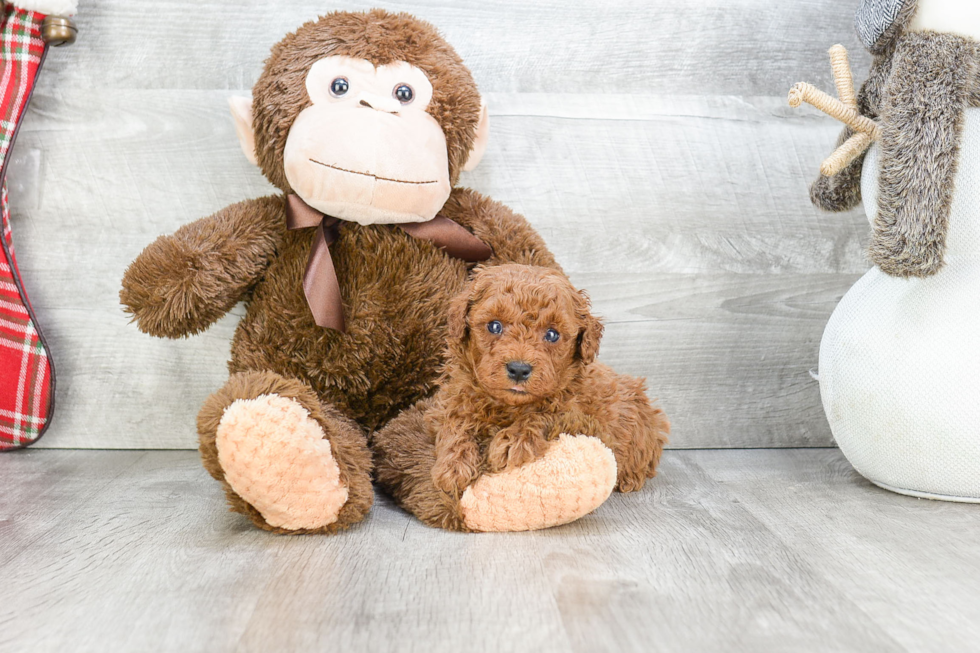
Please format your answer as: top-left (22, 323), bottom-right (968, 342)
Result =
top-left (426, 264), bottom-right (669, 497)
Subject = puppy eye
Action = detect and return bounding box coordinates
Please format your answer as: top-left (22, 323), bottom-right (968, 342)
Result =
top-left (330, 77), bottom-right (349, 97)
top-left (487, 320), bottom-right (503, 335)
top-left (544, 329), bottom-right (560, 343)
top-left (393, 83), bottom-right (414, 104)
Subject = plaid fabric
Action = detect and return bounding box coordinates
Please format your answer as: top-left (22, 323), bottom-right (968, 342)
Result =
top-left (0, 4), bottom-right (53, 450)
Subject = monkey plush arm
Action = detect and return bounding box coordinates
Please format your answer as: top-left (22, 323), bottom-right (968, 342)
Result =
top-left (441, 187), bottom-right (562, 270)
top-left (120, 196), bottom-right (285, 338)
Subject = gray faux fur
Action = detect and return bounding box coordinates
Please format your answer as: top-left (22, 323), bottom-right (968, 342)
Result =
top-left (810, 7), bottom-right (980, 278)
top-left (809, 52), bottom-right (895, 213)
top-left (808, 129), bottom-right (868, 212)
top-left (871, 31), bottom-right (979, 277)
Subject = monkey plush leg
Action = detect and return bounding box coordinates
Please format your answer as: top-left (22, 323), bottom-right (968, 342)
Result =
top-left (373, 401), bottom-right (617, 532)
top-left (372, 399), bottom-right (465, 530)
top-left (198, 371), bottom-right (373, 534)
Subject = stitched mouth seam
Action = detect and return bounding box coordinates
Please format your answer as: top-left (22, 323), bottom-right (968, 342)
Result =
top-left (309, 158), bottom-right (439, 185)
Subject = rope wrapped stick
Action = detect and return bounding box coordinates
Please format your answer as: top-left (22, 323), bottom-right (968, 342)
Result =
top-left (820, 132), bottom-right (873, 177)
top-left (788, 45), bottom-right (880, 176)
top-left (829, 43), bottom-right (857, 110)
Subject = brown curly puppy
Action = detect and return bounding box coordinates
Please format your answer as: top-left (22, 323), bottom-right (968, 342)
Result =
top-left (374, 264), bottom-right (669, 529)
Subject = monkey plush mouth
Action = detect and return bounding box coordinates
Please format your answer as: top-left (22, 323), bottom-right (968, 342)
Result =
top-left (309, 158), bottom-right (439, 185)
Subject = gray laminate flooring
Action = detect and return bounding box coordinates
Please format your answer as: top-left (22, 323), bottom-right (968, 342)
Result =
top-left (1, 449), bottom-right (977, 653)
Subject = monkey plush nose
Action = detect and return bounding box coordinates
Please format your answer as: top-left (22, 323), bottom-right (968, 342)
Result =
top-left (506, 361), bottom-right (533, 382)
top-left (358, 95), bottom-right (400, 114)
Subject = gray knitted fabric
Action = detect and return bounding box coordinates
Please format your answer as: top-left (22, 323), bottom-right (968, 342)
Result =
top-left (855, 0), bottom-right (914, 50)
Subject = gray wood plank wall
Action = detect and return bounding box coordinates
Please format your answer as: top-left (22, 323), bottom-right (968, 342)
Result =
top-left (6, 0), bottom-right (873, 449)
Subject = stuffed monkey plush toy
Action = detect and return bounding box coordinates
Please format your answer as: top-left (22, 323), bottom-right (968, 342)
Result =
top-left (120, 10), bottom-right (624, 533)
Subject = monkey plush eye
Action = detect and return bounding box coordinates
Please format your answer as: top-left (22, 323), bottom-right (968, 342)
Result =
top-left (330, 77), bottom-right (349, 97)
top-left (487, 320), bottom-right (503, 335)
top-left (544, 329), bottom-right (560, 343)
top-left (394, 84), bottom-right (414, 104)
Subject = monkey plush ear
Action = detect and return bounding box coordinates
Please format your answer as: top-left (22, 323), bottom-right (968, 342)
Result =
top-left (228, 96), bottom-right (258, 166)
top-left (446, 289), bottom-right (472, 359)
top-left (462, 98), bottom-right (490, 172)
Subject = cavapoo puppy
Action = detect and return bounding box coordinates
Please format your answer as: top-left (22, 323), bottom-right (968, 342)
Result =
top-left (374, 264), bottom-right (669, 529)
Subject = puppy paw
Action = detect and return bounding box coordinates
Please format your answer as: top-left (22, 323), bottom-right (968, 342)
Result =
top-left (487, 431), bottom-right (550, 472)
top-left (616, 470), bottom-right (648, 494)
top-left (432, 448), bottom-right (480, 497)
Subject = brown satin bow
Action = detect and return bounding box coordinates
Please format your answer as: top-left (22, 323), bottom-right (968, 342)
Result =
top-left (285, 194), bottom-right (493, 332)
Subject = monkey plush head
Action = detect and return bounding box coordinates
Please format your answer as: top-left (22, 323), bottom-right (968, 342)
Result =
top-left (228, 9), bottom-right (490, 225)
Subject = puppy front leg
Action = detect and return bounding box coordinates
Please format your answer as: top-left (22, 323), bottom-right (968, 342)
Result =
top-left (432, 422), bottom-right (482, 498)
top-left (487, 416), bottom-right (551, 473)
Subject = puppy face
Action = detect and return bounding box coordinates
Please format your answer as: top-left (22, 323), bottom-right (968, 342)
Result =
top-left (448, 265), bottom-right (603, 406)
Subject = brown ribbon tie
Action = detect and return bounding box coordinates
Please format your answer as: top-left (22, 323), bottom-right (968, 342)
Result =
top-left (285, 194), bottom-right (493, 332)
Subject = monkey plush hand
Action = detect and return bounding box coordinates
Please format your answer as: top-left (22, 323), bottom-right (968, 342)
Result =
top-left (120, 10), bottom-right (618, 533)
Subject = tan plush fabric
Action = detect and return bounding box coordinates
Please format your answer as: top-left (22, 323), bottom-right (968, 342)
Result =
top-left (198, 371), bottom-right (374, 535)
top-left (282, 56), bottom-right (453, 225)
top-left (216, 394), bottom-right (349, 530)
top-left (459, 434), bottom-right (617, 532)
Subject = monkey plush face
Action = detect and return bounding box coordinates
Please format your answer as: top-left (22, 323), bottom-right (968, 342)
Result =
top-left (228, 10), bottom-right (490, 226)
top-left (283, 56), bottom-right (452, 224)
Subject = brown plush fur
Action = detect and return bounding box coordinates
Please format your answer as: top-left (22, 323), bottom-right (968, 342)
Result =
top-left (120, 11), bottom-right (560, 532)
top-left (371, 397), bottom-right (467, 531)
top-left (373, 266), bottom-right (669, 530)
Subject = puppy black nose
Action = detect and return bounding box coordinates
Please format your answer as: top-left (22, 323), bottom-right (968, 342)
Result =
top-left (506, 361), bottom-right (533, 382)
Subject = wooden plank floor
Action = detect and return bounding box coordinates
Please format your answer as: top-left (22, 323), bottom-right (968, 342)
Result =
top-left (1, 450), bottom-right (977, 652)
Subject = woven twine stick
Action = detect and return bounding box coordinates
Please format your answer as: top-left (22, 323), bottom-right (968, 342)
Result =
top-left (788, 83), bottom-right (881, 139)
top-left (829, 44), bottom-right (857, 109)
top-left (788, 44), bottom-right (881, 176)
top-left (820, 132), bottom-right (873, 176)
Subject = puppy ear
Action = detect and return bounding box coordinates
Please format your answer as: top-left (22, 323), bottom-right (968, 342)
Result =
top-left (575, 290), bottom-right (604, 365)
top-left (448, 270), bottom-right (490, 360)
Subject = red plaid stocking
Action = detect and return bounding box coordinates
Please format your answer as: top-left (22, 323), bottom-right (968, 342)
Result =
top-left (0, 4), bottom-right (53, 450)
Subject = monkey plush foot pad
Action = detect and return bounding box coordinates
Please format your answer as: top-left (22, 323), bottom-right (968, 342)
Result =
top-left (460, 434), bottom-right (617, 532)
top-left (216, 394), bottom-right (349, 530)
